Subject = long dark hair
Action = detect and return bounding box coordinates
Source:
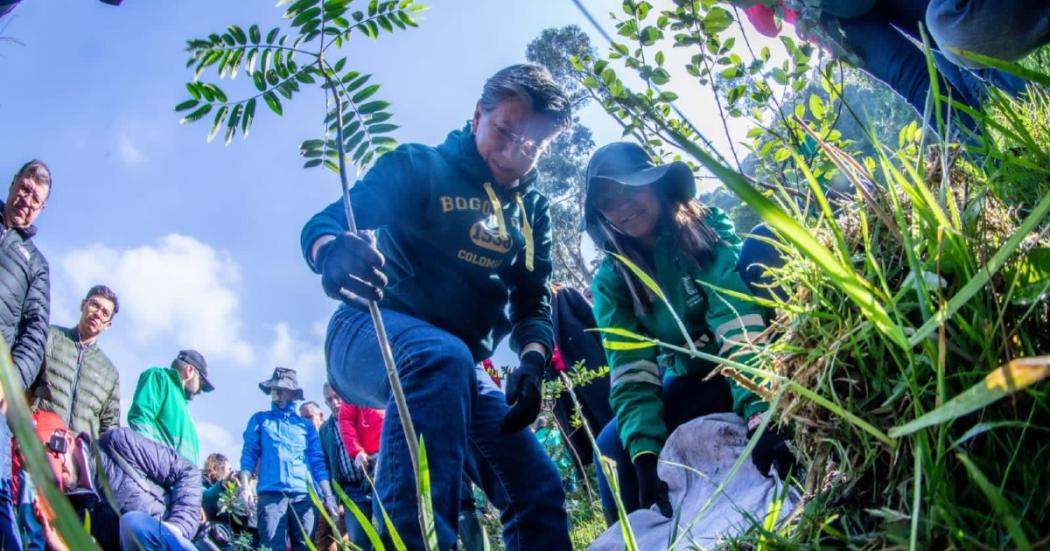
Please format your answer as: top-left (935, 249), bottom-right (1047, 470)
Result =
top-left (598, 191), bottom-right (721, 315)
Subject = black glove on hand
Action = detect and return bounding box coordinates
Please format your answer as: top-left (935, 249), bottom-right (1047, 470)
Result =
top-left (633, 453), bottom-right (672, 518)
top-left (749, 426), bottom-right (798, 480)
top-left (500, 350), bottom-right (546, 434)
top-left (316, 231), bottom-right (387, 302)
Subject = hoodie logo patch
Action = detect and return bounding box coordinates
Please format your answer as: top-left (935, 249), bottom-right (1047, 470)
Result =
top-left (469, 218), bottom-right (512, 254)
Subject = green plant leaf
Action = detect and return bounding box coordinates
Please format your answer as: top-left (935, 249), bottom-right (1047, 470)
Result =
top-left (702, 7), bottom-right (733, 34)
top-left (207, 105), bottom-right (229, 143)
top-left (174, 99), bottom-right (199, 112)
top-left (357, 100), bottom-right (390, 115)
top-left (415, 436), bottom-right (439, 551)
top-left (352, 83), bottom-right (381, 103)
top-left (1006, 247), bottom-right (1050, 304)
top-left (179, 103), bottom-right (213, 124)
top-left (264, 91), bottom-right (283, 115)
top-left (603, 340), bottom-right (657, 350)
top-left (241, 98), bottom-right (256, 138)
top-left (890, 356), bottom-right (1050, 438)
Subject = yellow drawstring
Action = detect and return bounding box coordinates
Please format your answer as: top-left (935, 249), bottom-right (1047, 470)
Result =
top-left (483, 182), bottom-right (508, 240)
top-left (516, 193), bottom-right (534, 272)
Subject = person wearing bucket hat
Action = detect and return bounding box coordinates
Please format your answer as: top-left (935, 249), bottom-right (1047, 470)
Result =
top-left (238, 367), bottom-right (339, 551)
top-left (300, 64), bottom-right (572, 549)
top-left (584, 142), bottom-right (799, 523)
top-left (127, 349), bottom-right (214, 465)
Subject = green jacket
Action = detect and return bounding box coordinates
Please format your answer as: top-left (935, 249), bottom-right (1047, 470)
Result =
top-left (592, 207), bottom-right (768, 459)
top-left (127, 366), bottom-right (199, 464)
top-left (34, 325), bottom-right (120, 436)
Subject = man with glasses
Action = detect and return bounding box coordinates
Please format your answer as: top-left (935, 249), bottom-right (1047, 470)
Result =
top-left (301, 63), bottom-right (573, 549)
top-left (0, 159), bottom-right (53, 549)
top-left (128, 349), bottom-right (215, 464)
top-left (33, 285), bottom-right (121, 437)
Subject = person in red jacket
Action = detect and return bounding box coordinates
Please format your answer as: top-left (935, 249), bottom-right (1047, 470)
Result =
top-left (337, 401), bottom-right (384, 549)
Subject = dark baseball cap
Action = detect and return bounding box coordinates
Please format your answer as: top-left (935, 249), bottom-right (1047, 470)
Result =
top-left (175, 349), bottom-right (215, 393)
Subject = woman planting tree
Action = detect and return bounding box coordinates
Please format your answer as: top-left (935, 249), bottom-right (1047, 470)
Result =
top-left (301, 64), bottom-right (573, 550)
top-left (584, 142), bottom-right (798, 524)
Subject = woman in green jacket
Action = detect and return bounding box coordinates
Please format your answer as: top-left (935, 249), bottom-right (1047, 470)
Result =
top-left (584, 142), bottom-right (796, 523)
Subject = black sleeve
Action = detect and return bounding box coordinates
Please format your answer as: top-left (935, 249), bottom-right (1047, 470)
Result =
top-left (12, 254), bottom-right (49, 389)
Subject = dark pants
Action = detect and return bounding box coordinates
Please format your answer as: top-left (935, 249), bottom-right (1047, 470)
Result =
top-left (343, 479), bottom-right (374, 550)
top-left (326, 307), bottom-right (570, 550)
top-left (833, 0), bottom-right (1026, 133)
top-left (927, 0), bottom-right (1050, 68)
top-left (257, 491), bottom-right (315, 551)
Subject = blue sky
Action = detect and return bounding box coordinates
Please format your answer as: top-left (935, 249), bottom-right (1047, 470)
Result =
top-left (0, 0), bottom-right (785, 463)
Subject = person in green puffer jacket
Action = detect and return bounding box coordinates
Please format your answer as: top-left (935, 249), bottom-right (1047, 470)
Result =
top-left (583, 143), bottom-right (799, 524)
top-left (32, 285), bottom-right (120, 437)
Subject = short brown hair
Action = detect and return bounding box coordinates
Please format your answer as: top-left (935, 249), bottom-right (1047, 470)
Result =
top-left (84, 285), bottom-right (120, 317)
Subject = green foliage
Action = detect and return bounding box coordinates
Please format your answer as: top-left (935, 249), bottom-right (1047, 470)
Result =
top-left (526, 26), bottom-right (599, 288)
top-left (176, 0), bottom-right (425, 169)
top-left (571, 2), bottom-right (1050, 548)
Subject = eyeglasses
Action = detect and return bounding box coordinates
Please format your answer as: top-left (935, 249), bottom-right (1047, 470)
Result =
top-left (489, 119), bottom-right (547, 160)
top-left (13, 178), bottom-right (48, 210)
top-left (84, 298), bottom-right (114, 321)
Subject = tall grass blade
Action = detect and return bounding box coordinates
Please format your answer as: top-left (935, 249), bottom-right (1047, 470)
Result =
top-left (951, 49), bottom-right (1050, 88)
top-left (415, 436), bottom-right (438, 551)
top-left (908, 180), bottom-right (1050, 347)
top-left (956, 453), bottom-right (1032, 550)
top-left (610, 252), bottom-right (698, 354)
top-left (890, 356), bottom-right (1050, 437)
top-left (333, 480), bottom-right (386, 551)
top-left (0, 338), bottom-right (100, 550)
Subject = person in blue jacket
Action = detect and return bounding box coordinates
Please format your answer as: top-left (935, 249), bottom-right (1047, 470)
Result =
top-left (300, 63), bottom-right (573, 550)
top-left (238, 367), bottom-right (338, 551)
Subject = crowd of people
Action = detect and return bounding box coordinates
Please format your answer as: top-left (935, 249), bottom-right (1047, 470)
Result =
top-left (1, 1), bottom-right (1046, 550)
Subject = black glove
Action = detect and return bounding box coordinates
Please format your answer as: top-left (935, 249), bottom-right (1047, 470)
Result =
top-left (316, 231), bottom-right (387, 302)
top-left (749, 426), bottom-right (798, 480)
top-left (500, 350), bottom-right (546, 434)
top-left (633, 453), bottom-right (672, 518)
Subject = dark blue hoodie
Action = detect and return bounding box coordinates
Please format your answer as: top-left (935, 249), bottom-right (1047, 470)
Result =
top-left (301, 125), bottom-right (554, 361)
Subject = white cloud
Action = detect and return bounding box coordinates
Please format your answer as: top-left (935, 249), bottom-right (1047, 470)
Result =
top-left (57, 234), bottom-right (255, 366)
top-left (263, 321), bottom-right (327, 392)
top-left (197, 421), bottom-right (240, 466)
top-left (116, 127), bottom-right (146, 165)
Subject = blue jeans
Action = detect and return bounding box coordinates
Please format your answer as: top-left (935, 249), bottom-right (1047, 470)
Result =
top-left (0, 420), bottom-right (20, 551)
top-left (927, 0), bottom-right (1050, 68)
top-left (118, 511), bottom-right (196, 551)
top-left (594, 374), bottom-right (733, 521)
top-left (326, 306), bottom-right (571, 551)
top-left (343, 479), bottom-right (374, 550)
top-left (257, 491), bottom-right (315, 551)
top-left (833, 0), bottom-right (1026, 133)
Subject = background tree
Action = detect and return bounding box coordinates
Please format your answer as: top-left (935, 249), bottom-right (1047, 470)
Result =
top-left (527, 25), bottom-right (598, 288)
